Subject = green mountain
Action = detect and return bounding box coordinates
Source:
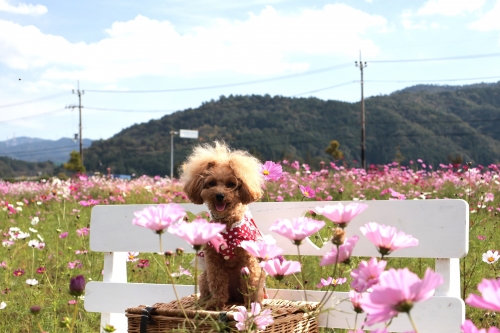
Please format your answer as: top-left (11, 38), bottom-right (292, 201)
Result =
top-left (83, 81), bottom-right (500, 177)
top-left (0, 156), bottom-right (56, 179)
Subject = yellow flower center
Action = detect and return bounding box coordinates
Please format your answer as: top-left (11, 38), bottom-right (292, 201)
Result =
top-left (488, 257), bottom-right (495, 262)
top-left (263, 170), bottom-right (269, 175)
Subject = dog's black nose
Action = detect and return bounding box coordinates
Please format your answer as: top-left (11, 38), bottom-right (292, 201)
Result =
top-left (215, 193), bottom-right (225, 202)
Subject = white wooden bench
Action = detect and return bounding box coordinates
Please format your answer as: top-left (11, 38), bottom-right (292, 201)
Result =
top-left (84, 199), bottom-right (469, 332)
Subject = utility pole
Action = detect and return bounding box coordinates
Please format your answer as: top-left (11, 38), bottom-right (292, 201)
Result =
top-left (170, 130), bottom-right (178, 179)
top-left (355, 51), bottom-right (367, 170)
top-left (70, 81), bottom-right (84, 165)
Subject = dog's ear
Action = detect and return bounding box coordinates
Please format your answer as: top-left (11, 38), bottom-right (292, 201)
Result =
top-left (183, 175), bottom-right (205, 204)
top-left (238, 181), bottom-right (261, 205)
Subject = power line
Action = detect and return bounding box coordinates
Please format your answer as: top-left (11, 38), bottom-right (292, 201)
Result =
top-left (292, 81), bottom-right (356, 96)
top-left (85, 107), bottom-right (176, 113)
top-left (0, 109), bottom-right (67, 123)
top-left (85, 63), bottom-right (352, 93)
top-left (1, 144), bottom-right (81, 156)
top-left (365, 75), bottom-right (500, 83)
top-left (368, 52), bottom-right (500, 64)
top-left (0, 92), bottom-right (69, 109)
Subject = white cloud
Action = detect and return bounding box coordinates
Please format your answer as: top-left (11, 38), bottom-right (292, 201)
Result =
top-left (416, 0), bottom-right (487, 16)
top-left (468, 0), bottom-right (500, 31)
top-left (0, 5), bottom-right (386, 82)
top-left (0, 0), bottom-right (47, 16)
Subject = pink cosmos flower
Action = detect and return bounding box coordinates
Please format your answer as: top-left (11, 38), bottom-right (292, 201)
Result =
top-left (461, 319), bottom-right (500, 333)
top-left (316, 277), bottom-right (347, 288)
top-left (359, 268), bottom-right (443, 326)
top-left (137, 259), bottom-right (149, 269)
top-left (171, 265), bottom-right (192, 277)
top-left (349, 290), bottom-right (364, 314)
top-left (315, 203), bottom-right (369, 228)
top-left (299, 185), bottom-right (315, 198)
top-left (68, 300), bottom-right (77, 305)
top-left (360, 222), bottom-right (419, 257)
top-left (320, 235), bottom-right (359, 266)
top-left (260, 161), bottom-right (283, 181)
top-left (484, 193), bottom-right (495, 203)
top-left (79, 199), bottom-right (100, 207)
top-left (76, 227), bottom-right (90, 237)
top-left (240, 241), bottom-right (284, 261)
top-left (466, 278), bottom-right (500, 312)
top-left (350, 257), bottom-right (387, 293)
top-left (269, 217), bottom-right (325, 245)
top-left (168, 218), bottom-right (226, 249)
top-left (132, 204), bottom-right (185, 234)
top-left (13, 269), bottom-right (25, 277)
top-left (67, 260), bottom-right (82, 269)
top-left (59, 232), bottom-right (68, 239)
top-left (234, 302), bottom-right (273, 331)
top-left (207, 233), bottom-right (227, 253)
top-left (260, 258), bottom-right (301, 280)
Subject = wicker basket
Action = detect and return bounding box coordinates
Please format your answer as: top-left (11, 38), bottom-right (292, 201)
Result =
top-left (126, 295), bottom-right (320, 333)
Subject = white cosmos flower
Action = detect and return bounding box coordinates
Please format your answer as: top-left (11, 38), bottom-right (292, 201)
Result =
top-left (28, 239), bottom-right (40, 248)
top-left (482, 250), bottom-right (500, 264)
top-left (31, 217), bottom-right (39, 225)
top-left (26, 279), bottom-right (38, 286)
top-left (0, 302), bottom-right (6, 309)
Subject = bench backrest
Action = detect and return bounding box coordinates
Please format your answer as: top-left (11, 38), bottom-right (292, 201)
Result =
top-left (85, 199), bottom-right (469, 332)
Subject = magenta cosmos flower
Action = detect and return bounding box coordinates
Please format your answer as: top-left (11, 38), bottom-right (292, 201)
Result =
top-left (132, 204), bottom-right (185, 234)
top-left (168, 218), bottom-right (226, 250)
top-left (466, 278), bottom-right (500, 312)
top-left (461, 319), bottom-right (500, 333)
top-left (240, 240), bottom-right (284, 261)
top-left (359, 267), bottom-right (443, 326)
top-left (315, 202), bottom-right (368, 228)
top-left (234, 302), bottom-right (273, 331)
top-left (320, 235), bottom-right (359, 266)
top-left (350, 257), bottom-right (387, 293)
top-left (260, 161), bottom-right (283, 181)
top-left (299, 185), bottom-right (315, 198)
top-left (260, 258), bottom-right (301, 281)
top-left (269, 217), bottom-right (325, 245)
top-left (360, 222), bottom-right (418, 257)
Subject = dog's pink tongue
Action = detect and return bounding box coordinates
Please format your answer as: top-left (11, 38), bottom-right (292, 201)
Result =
top-left (215, 203), bottom-right (226, 212)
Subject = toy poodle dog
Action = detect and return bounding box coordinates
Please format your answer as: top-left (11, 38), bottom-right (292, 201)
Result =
top-left (180, 141), bottom-right (265, 310)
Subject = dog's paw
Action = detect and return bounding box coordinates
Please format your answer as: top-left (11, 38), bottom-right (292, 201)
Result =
top-left (203, 299), bottom-right (225, 311)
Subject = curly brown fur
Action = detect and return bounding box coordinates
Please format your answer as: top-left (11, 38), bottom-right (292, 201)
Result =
top-left (180, 141), bottom-right (265, 310)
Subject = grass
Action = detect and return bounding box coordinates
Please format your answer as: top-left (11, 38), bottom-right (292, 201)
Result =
top-left (0, 163), bottom-right (498, 332)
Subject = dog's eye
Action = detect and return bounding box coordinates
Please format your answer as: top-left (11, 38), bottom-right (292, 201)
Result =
top-left (208, 181), bottom-right (216, 187)
top-left (226, 182), bottom-right (236, 188)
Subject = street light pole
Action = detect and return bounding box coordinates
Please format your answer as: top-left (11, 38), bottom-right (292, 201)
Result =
top-left (170, 130), bottom-right (178, 179)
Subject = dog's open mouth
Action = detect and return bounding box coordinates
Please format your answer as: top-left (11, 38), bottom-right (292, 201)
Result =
top-left (215, 203), bottom-right (226, 212)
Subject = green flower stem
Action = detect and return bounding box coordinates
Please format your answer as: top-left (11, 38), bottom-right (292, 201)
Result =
top-left (319, 246), bottom-right (340, 308)
top-left (194, 250), bottom-right (199, 296)
top-left (296, 244), bottom-right (308, 302)
top-left (69, 299), bottom-right (79, 333)
top-left (407, 312), bottom-right (420, 333)
top-left (158, 233), bottom-right (194, 329)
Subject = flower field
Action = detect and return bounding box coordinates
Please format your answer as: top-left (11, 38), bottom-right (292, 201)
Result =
top-left (0, 159), bottom-right (499, 332)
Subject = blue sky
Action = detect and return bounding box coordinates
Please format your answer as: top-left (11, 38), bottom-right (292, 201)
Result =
top-left (0, 0), bottom-right (499, 141)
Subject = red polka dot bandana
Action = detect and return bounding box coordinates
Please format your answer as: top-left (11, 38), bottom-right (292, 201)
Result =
top-left (201, 210), bottom-right (263, 260)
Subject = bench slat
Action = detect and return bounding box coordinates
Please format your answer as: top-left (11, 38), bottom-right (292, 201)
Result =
top-left (85, 281), bottom-right (464, 332)
top-left (90, 200), bottom-right (469, 258)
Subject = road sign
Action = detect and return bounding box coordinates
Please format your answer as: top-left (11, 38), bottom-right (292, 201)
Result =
top-left (179, 129), bottom-right (198, 139)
